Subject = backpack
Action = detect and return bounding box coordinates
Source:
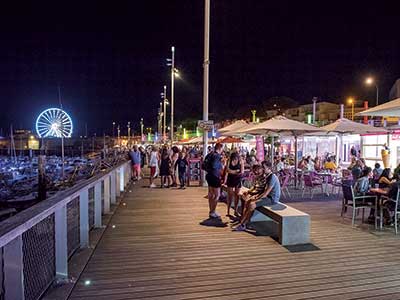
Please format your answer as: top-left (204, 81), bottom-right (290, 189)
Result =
top-left (201, 152), bottom-right (214, 172)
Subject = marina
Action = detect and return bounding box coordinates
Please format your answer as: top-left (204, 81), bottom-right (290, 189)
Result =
top-left (0, 151), bottom-right (128, 220)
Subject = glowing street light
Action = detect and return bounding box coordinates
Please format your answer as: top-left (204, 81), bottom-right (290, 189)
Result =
top-left (365, 77), bottom-right (379, 106)
top-left (347, 97), bottom-right (355, 121)
top-left (167, 47), bottom-right (181, 142)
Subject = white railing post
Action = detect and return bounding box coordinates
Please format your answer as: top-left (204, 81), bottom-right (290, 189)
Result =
top-left (120, 166), bottom-right (125, 192)
top-left (126, 163), bottom-right (131, 186)
top-left (116, 168), bottom-right (121, 197)
top-left (79, 188), bottom-right (89, 248)
top-left (94, 181), bottom-right (102, 228)
top-left (3, 236), bottom-right (24, 300)
top-left (110, 171), bottom-right (117, 204)
top-left (103, 176), bottom-right (110, 213)
top-left (55, 205), bottom-right (68, 279)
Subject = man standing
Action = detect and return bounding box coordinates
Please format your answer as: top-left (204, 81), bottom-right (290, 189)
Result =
top-left (129, 145), bottom-right (141, 180)
top-left (233, 161), bottom-right (281, 231)
top-left (204, 143), bottom-right (224, 218)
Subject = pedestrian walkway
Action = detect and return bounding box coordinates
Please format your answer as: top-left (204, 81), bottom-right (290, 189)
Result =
top-left (69, 181), bottom-right (400, 300)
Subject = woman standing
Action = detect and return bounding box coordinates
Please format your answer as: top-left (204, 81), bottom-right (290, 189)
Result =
top-left (224, 152), bottom-right (244, 217)
top-left (148, 146), bottom-right (160, 188)
top-left (160, 148), bottom-right (172, 188)
top-left (170, 146), bottom-right (180, 187)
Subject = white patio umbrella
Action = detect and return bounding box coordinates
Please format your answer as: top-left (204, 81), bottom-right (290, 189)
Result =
top-left (222, 122), bottom-right (255, 137)
top-left (320, 118), bottom-right (387, 164)
top-left (321, 118), bottom-right (387, 135)
top-left (357, 98), bottom-right (400, 117)
top-left (218, 120), bottom-right (250, 133)
top-left (243, 116), bottom-right (325, 186)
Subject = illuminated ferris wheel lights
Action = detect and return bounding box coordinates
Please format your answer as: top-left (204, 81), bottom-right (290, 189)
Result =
top-left (36, 108), bottom-right (73, 138)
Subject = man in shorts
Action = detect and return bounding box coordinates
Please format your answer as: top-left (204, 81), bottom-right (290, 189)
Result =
top-left (233, 161), bottom-right (281, 231)
top-left (205, 143), bottom-right (224, 218)
top-left (129, 145), bottom-right (142, 180)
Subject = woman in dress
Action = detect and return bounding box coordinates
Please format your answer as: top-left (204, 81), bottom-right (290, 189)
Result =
top-left (224, 152), bottom-right (244, 217)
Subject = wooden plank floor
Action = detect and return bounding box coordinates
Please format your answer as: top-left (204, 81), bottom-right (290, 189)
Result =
top-left (69, 180), bottom-right (400, 300)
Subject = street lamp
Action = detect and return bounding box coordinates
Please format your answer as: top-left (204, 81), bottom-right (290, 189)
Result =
top-left (117, 125), bottom-right (121, 146)
top-left (202, 0), bottom-right (210, 186)
top-left (168, 46), bottom-right (175, 142)
top-left (157, 103), bottom-right (163, 141)
top-left (140, 118), bottom-right (144, 143)
top-left (167, 47), bottom-right (181, 143)
top-left (347, 97), bottom-right (355, 121)
top-left (365, 77), bottom-right (379, 106)
top-left (161, 85), bottom-right (168, 142)
top-left (112, 122), bottom-right (115, 138)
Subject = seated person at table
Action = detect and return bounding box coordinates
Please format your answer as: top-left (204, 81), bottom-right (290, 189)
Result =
top-left (348, 156), bottom-right (357, 169)
top-left (306, 156), bottom-right (315, 171)
top-left (233, 161), bottom-right (281, 231)
top-left (351, 160), bottom-right (363, 181)
top-left (314, 157), bottom-right (322, 171)
top-left (354, 167), bottom-right (372, 195)
top-left (373, 163), bottom-right (383, 182)
top-left (276, 157), bottom-right (286, 173)
top-left (382, 179), bottom-right (400, 224)
top-left (324, 157), bottom-right (337, 171)
top-left (298, 157), bottom-right (308, 170)
top-left (378, 168), bottom-right (394, 188)
top-left (393, 163), bottom-right (400, 180)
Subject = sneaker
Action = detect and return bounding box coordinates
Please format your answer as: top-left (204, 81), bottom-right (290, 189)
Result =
top-left (138, 176), bottom-right (142, 180)
top-left (232, 224), bottom-right (246, 231)
top-left (149, 183), bottom-right (156, 188)
top-left (209, 211), bottom-right (221, 219)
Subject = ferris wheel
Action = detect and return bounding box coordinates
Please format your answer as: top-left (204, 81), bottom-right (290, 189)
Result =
top-left (36, 108), bottom-right (73, 138)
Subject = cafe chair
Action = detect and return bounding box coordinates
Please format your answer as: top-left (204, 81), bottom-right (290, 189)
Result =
top-left (341, 184), bottom-right (377, 228)
top-left (380, 190), bottom-right (400, 234)
top-left (302, 174), bottom-right (323, 199)
top-left (280, 174), bottom-right (291, 198)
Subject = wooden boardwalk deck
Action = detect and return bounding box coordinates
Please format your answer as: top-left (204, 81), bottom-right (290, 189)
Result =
top-left (69, 180), bottom-right (400, 300)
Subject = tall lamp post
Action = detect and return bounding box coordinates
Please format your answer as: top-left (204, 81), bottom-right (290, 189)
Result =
top-left (202, 0), bottom-right (210, 186)
top-left (157, 104), bottom-right (162, 141)
top-left (365, 77), bottom-right (379, 106)
top-left (112, 122), bottom-right (115, 138)
top-left (140, 118), bottom-right (144, 143)
top-left (348, 97), bottom-right (355, 121)
top-left (170, 46), bottom-right (175, 142)
top-left (162, 85), bottom-right (168, 142)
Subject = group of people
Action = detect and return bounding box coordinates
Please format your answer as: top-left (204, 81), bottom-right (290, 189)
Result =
top-left (203, 143), bottom-right (281, 231)
top-left (132, 145), bottom-right (191, 189)
top-left (129, 143), bottom-right (282, 232)
top-left (274, 154), bottom-right (339, 175)
top-left (348, 156), bottom-right (400, 225)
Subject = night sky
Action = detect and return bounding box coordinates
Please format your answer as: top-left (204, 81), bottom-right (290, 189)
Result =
top-left (0, 1), bottom-right (399, 136)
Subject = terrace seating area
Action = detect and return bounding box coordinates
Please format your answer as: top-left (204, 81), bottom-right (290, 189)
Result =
top-left (67, 178), bottom-right (400, 300)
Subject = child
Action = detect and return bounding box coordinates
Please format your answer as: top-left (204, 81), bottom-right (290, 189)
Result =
top-left (175, 152), bottom-right (189, 189)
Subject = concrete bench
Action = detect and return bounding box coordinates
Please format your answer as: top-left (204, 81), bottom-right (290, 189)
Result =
top-left (255, 203), bottom-right (310, 246)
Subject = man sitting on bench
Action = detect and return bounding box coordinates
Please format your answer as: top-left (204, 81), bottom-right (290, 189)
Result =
top-left (233, 161), bottom-right (281, 231)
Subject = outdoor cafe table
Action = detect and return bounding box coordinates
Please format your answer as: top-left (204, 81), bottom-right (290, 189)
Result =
top-left (370, 187), bottom-right (389, 229)
top-left (315, 171), bottom-right (339, 196)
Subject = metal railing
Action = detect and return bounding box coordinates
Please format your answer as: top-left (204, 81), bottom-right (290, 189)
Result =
top-left (0, 160), bottom-right (132, 300)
